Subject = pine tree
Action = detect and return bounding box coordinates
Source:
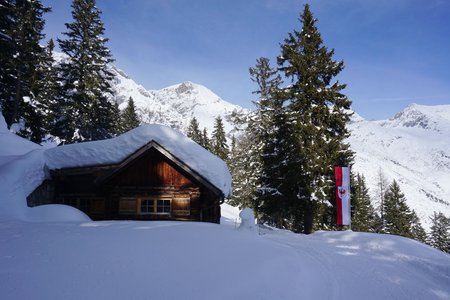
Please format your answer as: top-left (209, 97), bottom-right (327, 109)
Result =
top-left (119, 96), bottom-right (140, 133)
top-left (200, 127), bottom-right (210, 151)
top-left (351, 173), bottom-right (377, 232)
top-left (111, 101), bottom-right (121, 135)
top-left (211, 116), bottom-right (228, 160)
top-left (57, 0), bottom-right (115, 143)
top-left (428, 211), bottom-right (450, 253)
top-left (33, 38), bottom-right (60, 141)
top-left (383, 180), bottom-right (414, 237)
top-left (247, 57), bottom-right (290, 228)
top-left (227, 134), bottom-right (254, 208)
top-left (186, 116), bottom-right (202, 145)
top-left (276, 4), bottom-right (353, 233)
top-left (410, 210), bottom-right (427, 243)
top-left (0, 0), bottom-right (15, 116)
top-left (376, 168), bottom-right (389, 229)
top-left (1, 0), bottom-right (50, 142)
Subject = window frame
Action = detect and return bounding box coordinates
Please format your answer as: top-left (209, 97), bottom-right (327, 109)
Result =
top-left (139, 197), bottom-right (172, 215)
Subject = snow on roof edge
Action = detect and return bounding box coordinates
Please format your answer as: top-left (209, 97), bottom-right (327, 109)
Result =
top-left (44, 124), bottom-right (232, 197)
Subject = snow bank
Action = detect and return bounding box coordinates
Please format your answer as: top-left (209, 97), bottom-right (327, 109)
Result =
top-left (0, 112), bottom-right (89, 222)
top-left (45, 124), bottom-right (232, 196)
top-left (1, 221), bottom-right (449, 300)
top-left (0, 149), bottom-right (46, 220)
top-left (25, 204), bottom-right (91, 222)
top-left (0, 148), bottom-right (90, 223)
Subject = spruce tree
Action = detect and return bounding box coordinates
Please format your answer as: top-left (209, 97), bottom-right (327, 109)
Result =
top-left (351, 173), bottom-right (377, 232)
top-left (277, 4), bottom-right (353, 233)
top-left (376, 168), bottom-right (389, 229)
top-left (211, 116), bottom-right (228, 160)
top-left (227, 134), bottom-right (252, 208)
top-left (57, 0), bottom-right (115, 143)
top-left (111, 101), bottom-right (121, 135)
top-left (410, 210), bottom-right (427, 243)
top-left (383, 180), bottom-right (414, 237)
top-left (119, 96), bottom-right (140, 133)
top-left (1, 0), bottom-right (50, 142)
top-left (428, 211), bottom-right (450, 253)
top-left (0, 0), bottom-right (15, 116)
top-left (186, 116), bottom-right (202, 145)
top-left (200, 127), bottom-right (210, 151)
top-left (33, 38), bottom-right (60, 141)
top-left (247, 57), bottom-right (289, 228)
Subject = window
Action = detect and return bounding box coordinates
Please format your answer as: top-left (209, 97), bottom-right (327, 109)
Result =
top-left (139, 198), bottom-right (171, 215)
top-left (141, 199), bottom-right (155, 214)
top-left (156, 199), bottom-right (171, 213)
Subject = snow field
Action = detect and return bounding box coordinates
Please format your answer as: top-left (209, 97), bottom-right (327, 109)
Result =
top-left (1, 215), bottom-right (449, 300)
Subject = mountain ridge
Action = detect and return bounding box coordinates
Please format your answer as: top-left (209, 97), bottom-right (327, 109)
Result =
top-left (347, 104), bottom-right (450, 228)
top-left (110, 66), bottom-right (246, 134)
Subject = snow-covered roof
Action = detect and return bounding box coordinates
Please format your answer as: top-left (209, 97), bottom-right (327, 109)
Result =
top-left (44, 124), bottom-right (232, 197)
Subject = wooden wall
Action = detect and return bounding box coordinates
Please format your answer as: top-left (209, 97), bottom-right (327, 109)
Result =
top-left (108, 148), bottom-right (195, 188)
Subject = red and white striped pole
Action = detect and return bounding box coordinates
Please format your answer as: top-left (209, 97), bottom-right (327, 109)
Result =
top-left (335, 166), bottom-right (351, 228)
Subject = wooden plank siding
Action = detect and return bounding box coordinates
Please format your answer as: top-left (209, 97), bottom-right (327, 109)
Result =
top-left (107, 148), bottom-right (195, 188)
top-left (27, 145), bottom-right (222, 223)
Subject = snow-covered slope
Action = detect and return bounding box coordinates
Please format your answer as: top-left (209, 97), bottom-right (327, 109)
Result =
top-left (111, 67), bottom-right (246, 133)
top-left (0, 218), bottom-right (449, 300)
top-left (348, 104), bottom-right (450, 227)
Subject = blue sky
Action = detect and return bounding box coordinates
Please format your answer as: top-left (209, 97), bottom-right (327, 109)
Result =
top-left (42, 0), bottom-right (450, 120)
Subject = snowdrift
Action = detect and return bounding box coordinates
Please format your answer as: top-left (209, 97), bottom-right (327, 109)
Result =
top-left (0, 218), bottom-right (449, 300)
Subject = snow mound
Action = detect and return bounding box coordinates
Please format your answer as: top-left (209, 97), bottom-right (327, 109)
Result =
top-left (239, 208), bottom-right (256, 231)
top-left (0, 149), bottom-right (47, 220)
top-left (26, 204), bottom-right (91, 222)
top-left (44, 124), bottom-right (232, 196)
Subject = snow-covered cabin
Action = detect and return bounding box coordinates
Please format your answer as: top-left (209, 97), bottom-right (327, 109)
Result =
top-left (28, 125), bottom-right (232, 223)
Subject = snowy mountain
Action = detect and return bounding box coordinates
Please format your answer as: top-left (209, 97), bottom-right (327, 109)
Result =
top-left (110, 66), bottom-right (246, 134)
top-left (348, 104), bottom-right (450, 228)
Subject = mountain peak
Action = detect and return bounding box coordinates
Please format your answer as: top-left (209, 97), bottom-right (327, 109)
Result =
top-left (174, 81), bottom-right (195, 95)
top-left (387, 103), bottom-right (450, 131)
top-left (391, 104), bottom-right (429, 129)
top-left (109, 66), bottom-right (246, 133)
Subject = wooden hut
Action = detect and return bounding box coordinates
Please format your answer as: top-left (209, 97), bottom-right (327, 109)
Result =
top-left (28, 125), bottom-right (232, 224)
